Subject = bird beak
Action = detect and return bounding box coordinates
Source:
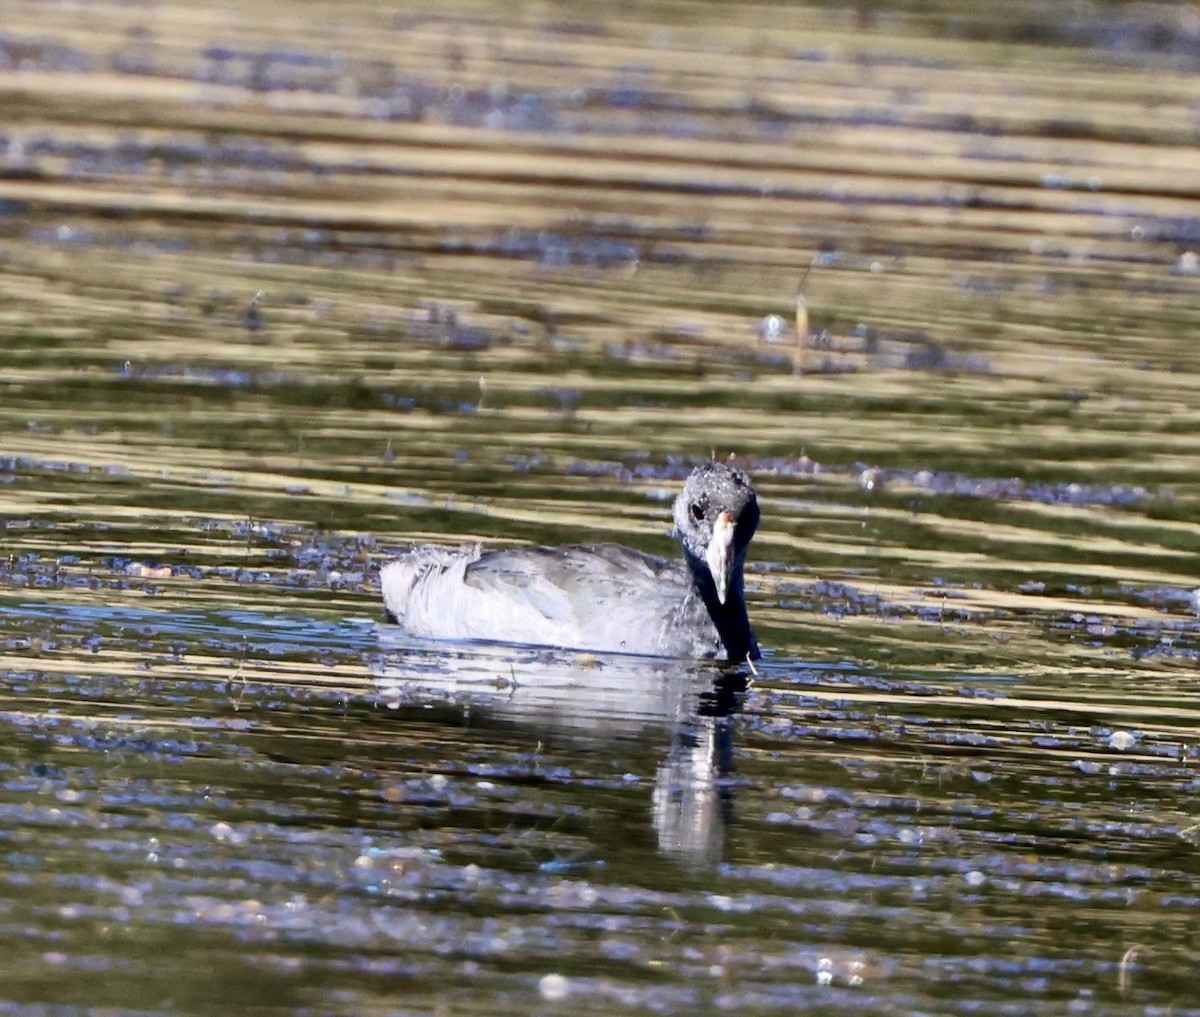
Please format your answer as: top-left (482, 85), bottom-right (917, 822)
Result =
top-left (706, 510), bottom-right (736, 605)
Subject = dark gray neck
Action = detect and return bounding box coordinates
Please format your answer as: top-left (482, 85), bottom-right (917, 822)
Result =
top-left (684, 556), bottom-right (760, 664)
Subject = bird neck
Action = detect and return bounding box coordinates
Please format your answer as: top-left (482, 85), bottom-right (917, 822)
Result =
top-left (685, 557), bottom-right (759, 663)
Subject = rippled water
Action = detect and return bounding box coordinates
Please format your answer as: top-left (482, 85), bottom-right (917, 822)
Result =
top-left (4, 0), bottom-right (1200, 1013)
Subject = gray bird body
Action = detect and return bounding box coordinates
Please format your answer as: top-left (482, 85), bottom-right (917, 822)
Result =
top-left (380, 462), bottom-right (760, 662)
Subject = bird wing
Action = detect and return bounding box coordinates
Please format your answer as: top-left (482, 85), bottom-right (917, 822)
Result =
top-left (382, 543), bottom-right (716, 657)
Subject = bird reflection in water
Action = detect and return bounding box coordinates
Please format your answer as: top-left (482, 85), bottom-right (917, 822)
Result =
top-left (373, 632), bottom-right (750, 865)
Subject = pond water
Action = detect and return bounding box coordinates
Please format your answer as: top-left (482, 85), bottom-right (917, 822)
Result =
top-left (4, 0), bottom-right (1200, 1014)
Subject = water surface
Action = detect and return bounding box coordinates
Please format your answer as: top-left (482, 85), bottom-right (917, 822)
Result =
top-left (4, 0), bottom-right (1200, 1013)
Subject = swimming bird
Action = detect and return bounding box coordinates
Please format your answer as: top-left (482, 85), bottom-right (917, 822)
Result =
top-left (380, 461), bottom-right (760, 662)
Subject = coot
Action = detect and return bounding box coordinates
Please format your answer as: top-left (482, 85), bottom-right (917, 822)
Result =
top-left (380, 461), bottom-right (760, 662)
